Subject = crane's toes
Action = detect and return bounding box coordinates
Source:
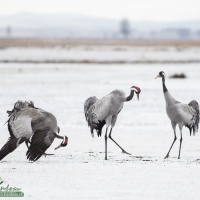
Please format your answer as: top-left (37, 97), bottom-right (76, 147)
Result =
top-left (43, 153), bottom-right (54, 157)
top-left (122, 150), bottom-right (131, 155)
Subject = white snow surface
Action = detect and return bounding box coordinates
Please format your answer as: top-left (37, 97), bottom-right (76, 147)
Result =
top-left (0, 46), bottom-right (200, 62)
top-left (0, 63), bottom-right (200, 199)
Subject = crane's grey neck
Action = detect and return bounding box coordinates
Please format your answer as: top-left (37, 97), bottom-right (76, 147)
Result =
top-left (162, 75), bottom-right (177, 106)
top-left (162, 75), bottom-right (168, 93)
top-left (54, 132), bottom-right (63, 139)
top-left (126, 90), bottom-right (134, 101)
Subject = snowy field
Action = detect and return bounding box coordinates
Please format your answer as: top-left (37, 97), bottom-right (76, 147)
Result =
top-left (0, 46), bottom-right (200, 63)
top-left (0, 61), bottom-right (200, 199)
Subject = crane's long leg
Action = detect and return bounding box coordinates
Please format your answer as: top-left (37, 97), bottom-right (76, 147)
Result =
top-left (178, 125), bottom-right (183, 159)
top-left (164, 122), bottom-right (177, 159)
top-left (178, 131), bottom-right (183, 159)
top-left (108, 128), bottom-right (131, 155)
top-left (105, 128), bottom-right (108, 160)
top-left (164, 131), bottom-right (177, 159)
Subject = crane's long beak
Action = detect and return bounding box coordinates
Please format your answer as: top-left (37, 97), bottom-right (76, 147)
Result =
top-left (54, 144), bottom-right (61, 150)
top-left (137, 93), bottom-right (139, 101)
top-left (154, 74), bottom-right (161, 79)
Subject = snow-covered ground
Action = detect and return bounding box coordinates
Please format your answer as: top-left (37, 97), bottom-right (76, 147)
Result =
top-left (0, 46), bottom-right (200, 63)
top-left (0, 62), bottom-right (200, 200)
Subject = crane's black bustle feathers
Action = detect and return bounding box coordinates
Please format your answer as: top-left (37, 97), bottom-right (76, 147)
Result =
top-left (87, 115), bottom-right (105, 137)
top-left (0, 137), bottom-right (18, 161)
top-left (185, 125), bottom-right (192, 136)
top-left (87, 109), bottom-right (105, 137)
top-left (26, 129), bottom-right (54, 161)
top-left (92, 120), bottom-right (106, 137)
top-left (186, 100), bottom-right (200, 136)
top-left (84, 96), bottom-right (106, 137)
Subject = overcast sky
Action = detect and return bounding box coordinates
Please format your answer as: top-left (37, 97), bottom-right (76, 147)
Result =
top-left (0, 0), bottom-right (199, 21)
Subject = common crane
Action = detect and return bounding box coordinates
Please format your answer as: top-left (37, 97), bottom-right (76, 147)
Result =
top-left (0, 100), bottom-right (68, 162)
top-left (155, 71), bottom-right (199, 159)
top-left (84, 86), bottom-right (141, 160)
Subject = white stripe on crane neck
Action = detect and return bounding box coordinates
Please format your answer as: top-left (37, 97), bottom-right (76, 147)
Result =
top-left (131, 88), bottom-right (138, 92)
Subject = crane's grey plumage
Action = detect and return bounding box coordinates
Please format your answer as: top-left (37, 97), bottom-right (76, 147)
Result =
top-left (155, 71), bottom-right (199, 159)
top-left (0, 100), bottom-right (68, 162)
top-left (84, 86), bottom-right (141, 160)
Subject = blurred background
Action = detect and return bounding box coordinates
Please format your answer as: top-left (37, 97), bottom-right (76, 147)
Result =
top-left (1, 0), bottom-right (200, 39)
top-left (0, 0), bottom-right (200, 54)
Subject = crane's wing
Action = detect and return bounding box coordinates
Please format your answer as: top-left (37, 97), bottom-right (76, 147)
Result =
top-left (26, 128), bottom-right (55, 162)
top-left (0, 137), bottom-right (18, 161)
top-left (8, 105), bottom-right (48, 138)
top-left (187, 100), bottom-right (199, 135)
top-left (84, 96), bottom-right (106, 137)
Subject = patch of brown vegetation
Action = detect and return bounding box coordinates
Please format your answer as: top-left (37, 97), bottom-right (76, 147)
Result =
top-left (1, 38), bottom-right (200, 48)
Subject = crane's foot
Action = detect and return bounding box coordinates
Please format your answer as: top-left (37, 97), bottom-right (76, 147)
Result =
top-left (122, 149), bottom-right (131, 155)
top-left (164, 154), bottom-right (169, 159)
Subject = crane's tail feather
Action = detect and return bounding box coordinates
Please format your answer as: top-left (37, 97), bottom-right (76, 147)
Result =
top-left (84, 96), bottom-right (106, 137)
top-left (95, 120), bottom-right (106, 137)
top-left (89, 119), bottom-right (105, 137)
top-left (188, 100), bottom-right (199, 136)
top-left (84, 96), bottom-right (98, 120)
top-left (0, 137), bottom-right (18, 161)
